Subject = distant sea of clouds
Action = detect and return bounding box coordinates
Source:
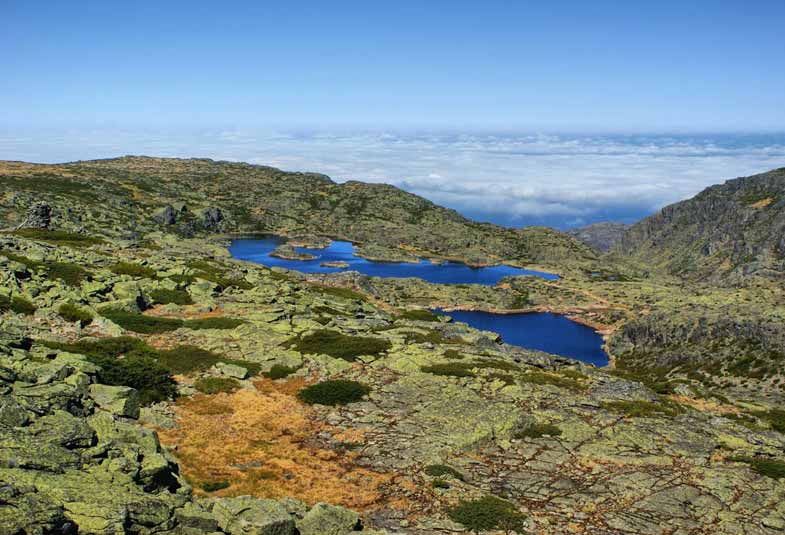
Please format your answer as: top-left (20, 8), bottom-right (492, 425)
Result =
top-left (2, 129), bottom-right (784, 229)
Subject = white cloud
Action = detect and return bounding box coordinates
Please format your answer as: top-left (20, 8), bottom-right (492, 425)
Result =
top-left (1, 128), bottom-right (783, 227)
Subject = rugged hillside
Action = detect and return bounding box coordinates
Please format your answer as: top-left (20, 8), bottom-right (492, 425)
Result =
top-left (567, 221), bottom-right (629, 252)
top-left (615, 167), bottom-right (785, 282)
top-left (0, 157), bottom-right (596, 268)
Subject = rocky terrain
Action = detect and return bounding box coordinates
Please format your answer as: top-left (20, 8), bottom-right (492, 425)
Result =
top-left (568, 222), bottom-right (629, 252)
top-left (2, 158), bottom-right (785, 534)
top-left (615, 167), bottom-right (785, 283)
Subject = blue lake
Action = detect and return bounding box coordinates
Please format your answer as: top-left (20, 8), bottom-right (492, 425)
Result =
top-left (436, 309), bottom-right (609, 366)
top-left (229, 236), bottom-right (558, 285)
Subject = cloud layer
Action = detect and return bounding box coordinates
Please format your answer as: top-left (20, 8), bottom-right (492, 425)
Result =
top-left (1, 129), bottom-right (783, 228)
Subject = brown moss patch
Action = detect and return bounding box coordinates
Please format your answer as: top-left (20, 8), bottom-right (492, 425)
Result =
top-left (750, 197), bottom-right (774, 208)
top-left (157, 381), bottom-right (393, 509)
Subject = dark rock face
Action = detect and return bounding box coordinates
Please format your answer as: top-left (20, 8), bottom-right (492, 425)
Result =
top-left (200, 207), bottom-right (223, 231)
top-left (567, 221), bottom-right (629, 252)
top-left (20, 202), bottom-right (52, 229)
top-left (616, 167), bottom-right (785, 282)
top-left (155, 205), bottom-right (177, 225)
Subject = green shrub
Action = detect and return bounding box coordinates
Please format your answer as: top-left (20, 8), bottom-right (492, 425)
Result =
top-left (110, 262), bottom-right (158, 279)
top-left (519, 371), bottom-right (584, 392)
top-left (200, 480), bottom-right (230, 492)
top-left (157, 345), bottom-right (222, 374)
top-left (405, 330), bottom-right (465, 345)
top-left (149, 288), bottom-right (193, 305)
top-left (443, 349), bottom-right (464, 359)
top-left (187, 260), bottom-right (252, 290)
top-left (398, 309), bottom-right (440, 322)
top-left (102, 310), bottom-right (184, 333)
top-left (514, 422), bottom-right (562, 439)
top-left (432, 479), bottom-right (450, 489)
top-left (297, 380), bottom-right (371, 406)
top-left (731, 456), bottom-right (785, 479)
top-left (420, 362), bottom-right (475, 378)
top-left (13, 229), bottom-right (104, 247)
top-left (601, 399), bottom-right (682, 418)
top-left (185, 317), bottom-right (245, 330)
top-left (40, 337), bottom-right (176, 405)
top-left (752, 409), bottom-right (785, 433)
top-left (448, 495), bottom-right (526, 534)
top-left (424, 464), bottom-right (464, 481)
top-left (263, 364), bottom-right (300, 380)
top-left (47, 262), bottom-right (90, 287)
top-left (58, 303), bottom-right (94, 326)
top-left (0, 295), bottom-right (36, 315)
top-left (194, 376), bottom-right (242, 394)
top-left (290, 330), bottom-right (391, 361)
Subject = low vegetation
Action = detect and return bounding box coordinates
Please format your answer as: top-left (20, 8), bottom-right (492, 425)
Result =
top-left (12, 229), bottom-right (104, 247)
top-left (448, 495), bottom-right (527, 534)
top-left (101, 310), bottom-right (244, 333)
top-left (109, 262), bottom-right (158, 278)
top-left (194, 377), bottom-right (242, 395)
top-left (200, 480), bottom-right (231, 492)
top-left (57, 303), bottom-right (94, 326)
top-left (262, 364), bottom-right (300, 379)
top-left (421, 362), bottom-right (476, 378)
top-left (730, 456), bottom-right (785, 480)
top-left (0, 294), bottom-right (36, 315)
top-left (424, 464), bottom-right (465, 481)
top-left (601, 399), bottom-right (683, 418)
top-left (513, 422), bottom-right (562, 439)
top-left (289, 329), bottom-right (391, 361)
top-left (297, 380), bottom-right (371, 406)
top-left (148, 288), bottom-right (193, 305)
top-left (398, 309), bottom-right (441, 322)
top-left (518, 371), bottom-right (585, 392)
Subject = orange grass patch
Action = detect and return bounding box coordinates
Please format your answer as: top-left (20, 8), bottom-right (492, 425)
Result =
top-left (157, 381), bottom-right (394, 509)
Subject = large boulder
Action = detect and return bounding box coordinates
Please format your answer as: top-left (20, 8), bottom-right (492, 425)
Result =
top-left (89, 384), bottom-right (140, 418)
top-left (297, 503), bottom-right (360, 535)
top-left (210, 496), bottom-right (295, 535)
top-left (19, 202), bottom-right (52, 229)
top-left (200, 207), bottom-right (224, 231)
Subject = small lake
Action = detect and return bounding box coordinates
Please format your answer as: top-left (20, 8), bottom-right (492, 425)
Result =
top-left (436, 309), bottom-right (609, 366)
top-left (229, 236), bottom-right (558, 285)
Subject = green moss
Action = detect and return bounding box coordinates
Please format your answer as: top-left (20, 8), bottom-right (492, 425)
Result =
top-left (420, 362), bottom-right (476, 378)
top-left (12, 229), bottom-right (104, 247)
top-left (398, 309), bottom-right (441, 322)
top-left (730, 456), bottom-right (785, 479)
top-left (432, 479), bottom-right (450, 489)
top-left (514, 422), bottom-right (562, 439)
top-left (447, 495), bottom-right (526, 534)
top-left (263, 364), bottom-right (300, 379)
top-left (194, 376), bottom-right (242, 395)
top-left (297, 380), bottom-right (371, 406)
top-left (289, 329), bottom-right (391, 361)
top-left (443, 349), bottom-right (464, 359)
top-left (424, 464), bottom-right (465, 481)
top-left (148, 288), bottom-right (193, 305)
top-left (601, 399), bottom-right (683, 418)
top-left (57, 303), bottom-right (93, 326)
top-left (109, 262), bottom-right (158, 278)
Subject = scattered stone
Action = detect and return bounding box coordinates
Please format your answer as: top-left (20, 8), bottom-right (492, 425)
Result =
top-left (88, 384), bottom-right (140, 418)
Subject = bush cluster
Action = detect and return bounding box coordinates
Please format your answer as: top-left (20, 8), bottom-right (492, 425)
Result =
top-left (12, 229), bottom-right (104, 247)
top-left (149, 288), bottom-right (193, 305)
top-left (421, 362), bottom-right (475, 378)
top-left (0, 295), bottom-right (36, 315)
top-left (57, 303), bottom-right (94, 326)
top-left (448, 495), bottom-right (526, 534)
top-left (297, 380), bottom-right (371, 406)
top-left (263, 364), bottom-right (300, 380)
top-left (194, 376), bottom-right (242, 394)
top-left (398, 309), bottom-right (441, 322)
top-left (200, 480), bottom-right (230, 492)
top-left (601, 399), bottom-right (683, 418)
top-left (424, 464), bottom-right (465, 481)
top-left (730, 455), bottom-right (785, 479)
top-left (289, 329), bottom-right (391, 361)
top-left (110, 262), bottom-right (158, 279)
top-left (101, 310), bottom-right (244, 334)
top-left (513, 422), bottom-right (562, 439)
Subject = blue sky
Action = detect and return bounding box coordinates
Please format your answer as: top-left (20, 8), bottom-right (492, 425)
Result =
top-left (3, 0), bottom-right (784, 131)
top-left (2, 2), bottom-right (784, 228)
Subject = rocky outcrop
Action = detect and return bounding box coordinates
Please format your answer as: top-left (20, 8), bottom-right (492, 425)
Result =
top-left (567, 221), bottom-right (629, 252)
top-left (17, 201), bottom-right (52, 229)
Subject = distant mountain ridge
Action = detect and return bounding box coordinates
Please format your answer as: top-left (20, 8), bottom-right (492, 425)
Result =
top-left (615, 167), bottom-right (785, 282)
top-left (0, 156), bottom-right (597, 268)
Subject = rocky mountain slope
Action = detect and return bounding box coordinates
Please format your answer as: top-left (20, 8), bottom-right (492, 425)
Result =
top-left (0, 157), bottom-right (596, 268)
top-left (614, 167), bottom-right (785, 282)
top-left (567, 221), bottom-right (629, 252)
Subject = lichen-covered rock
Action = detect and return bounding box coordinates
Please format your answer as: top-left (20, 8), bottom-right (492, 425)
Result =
top-left (297, 503), bottom-right (360, 535)
top-left (214, 362), bottom-right (248, 379)
top-left (89, 384), bottom-right (140, 418)
top-left (209, 496), bottom-right (295, 535)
